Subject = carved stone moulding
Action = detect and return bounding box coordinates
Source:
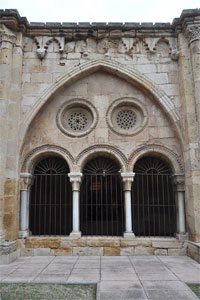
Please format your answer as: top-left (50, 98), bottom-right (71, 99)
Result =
top-left (56, 98), bottom-right (98, 138)
top-left (106, 97), bottom-right (148, 136)
top-left (185, 25), bottom-right (200, 44)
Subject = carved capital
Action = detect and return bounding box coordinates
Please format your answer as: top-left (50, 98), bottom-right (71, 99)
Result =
top-left (68, 172), bottom-right (82, 191)
top-left (173, 174), bottom-right (185, 192)
top-left (185, 25), bottom-right (200, 44)
top-left (20, 173), bottom-right (34, 191)
top-left (121, 172), bottom-right (135, 191)
top-left (0, 24), bottom-right (16, 46)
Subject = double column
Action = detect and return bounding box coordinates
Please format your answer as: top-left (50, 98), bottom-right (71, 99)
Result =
top-left (173, 175), bottom-right (187, 239)
top-left (19, 173), bottom-right (34, 238)
top-left (121, 172), bottom-right (135, 238)
top-left (68, 173), bottom-right (82, 238)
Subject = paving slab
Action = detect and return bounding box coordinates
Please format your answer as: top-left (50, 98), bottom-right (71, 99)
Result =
top-left (0, 255), bottom-right (199, 300)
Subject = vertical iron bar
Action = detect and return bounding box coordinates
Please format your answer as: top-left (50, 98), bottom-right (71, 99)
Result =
top-left (166, 175), bottom-right (172, 236)
top-left (137, 174), bottom-right (140, 237)
top-left (91, 175), bottom-right (93, 236)
top-left (64, 175), bottom-right (67, 235)
top-left (106, 173), bottom-right (108, 236)
top-left (59, 175), bottom-right (61, 235)
top-left (157, 175), bottom-right (161, 236)
top-left (101, 175), bottom-right (103, 235)
top-left (39, 175), bottom-right (42, 235)
top-left (152, 174), bottom-right (155, 237)
top-left (147, 175), bottom-right (150, 237)
top-left (44, 175), bottom-right (47, 235)
top-left (49, 174), bottom-right (52, 235)
top-left (142, 174), bottom-right (145, 237)
top-left (34, 176), bottom-right (37, 235)
top-left (115, 175), bottom-right (119, 236)
top-left (111, 175), bottom-right (113, 237)
top-left (96, 174), bottom-right (98, 235)
top-left (162, 175), bottom-right (166, 237)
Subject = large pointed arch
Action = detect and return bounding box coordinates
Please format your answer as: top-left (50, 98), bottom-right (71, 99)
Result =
top-left (20, 59), bottom-right (184, 150)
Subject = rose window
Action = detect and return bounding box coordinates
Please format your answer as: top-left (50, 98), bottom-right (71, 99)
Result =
top-left (116, 110), bottom-right (137, 130)
top-left (67, 112), bottom-right (88, 131)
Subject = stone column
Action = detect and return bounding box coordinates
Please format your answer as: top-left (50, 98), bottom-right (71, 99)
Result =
top-left (121, 173), bottom-right (135, 238)
top-left (173, 175), bottom-right (187, 240)
top-left (19, 173), bottom-right (34, 238)
top-left (68, 173), bottom-right (82, 238)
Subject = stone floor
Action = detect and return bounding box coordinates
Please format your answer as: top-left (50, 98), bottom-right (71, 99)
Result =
top-left (0, 256), bottom-right (199, 299)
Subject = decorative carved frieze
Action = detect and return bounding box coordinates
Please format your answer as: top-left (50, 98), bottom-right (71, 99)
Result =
top-left (186, 25), bottom-right (200, 44)
top-left (0, 24), bottom-right (16, 46)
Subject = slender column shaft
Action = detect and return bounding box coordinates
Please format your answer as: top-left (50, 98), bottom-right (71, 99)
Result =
top-left (68, 173), bottom-right (82, 238)
top-left (121, 172), bottom-right (135, 238)
top-left (177, 191), bottom-right (186, 233)
top-left (73, 190), bottom-right (80, 232)
top-left (20, 190), bottom-right (28, 231)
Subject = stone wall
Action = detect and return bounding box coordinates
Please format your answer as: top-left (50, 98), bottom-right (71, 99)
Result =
top-left (0, 9), bottom-right (200, 260)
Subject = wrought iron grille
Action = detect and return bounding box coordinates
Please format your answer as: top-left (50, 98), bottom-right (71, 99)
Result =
top-left (30, 157), bottom-right (72, 235)
top-left (132, 156), bottom-right (177, 237)
top-left (80, 157), bottom-right (124, 236)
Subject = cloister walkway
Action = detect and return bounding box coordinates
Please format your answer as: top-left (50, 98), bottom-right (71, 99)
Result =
top-left (0, 255), bottom-right (199, 299)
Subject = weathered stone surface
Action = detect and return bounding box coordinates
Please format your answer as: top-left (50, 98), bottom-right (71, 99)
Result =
top-left (152, 240), bottom-right (183, 249)
top-left (33, 248), bottom-right (52, 256)
top-left (135, 247), bottom-right (155, 256)
top-left (26, 238), bottom-right (60, 249)
top-left (103, 247), bottom-right (121, 256)
top-left (20, 248), bottom-right (33, 256)
top-left (154, 249), bottom-right (168, 256)
top-left (120, 239), bottom-right (152, 247)
top-left (87, 237), bottom-right (120, 247)
top-left (72, 247), bottom-right (103, 256)
top-left (60, 238), bottom-right (86, 247)
top-left (120, 247), bottom-right (135, 256)
top-left (52, 248), bottom-right (72, 256)
top-left (168, 248), bottom-right (187, 256)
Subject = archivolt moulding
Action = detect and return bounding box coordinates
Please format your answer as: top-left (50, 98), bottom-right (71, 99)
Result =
top-left (75, 144), bottom-right (128, 172)
top-left (21, 145), bottom-right (74, 173)
top-left (20, 59), bottom-right (184, 152)
top-left (128, 144), bottom-right (184, 174)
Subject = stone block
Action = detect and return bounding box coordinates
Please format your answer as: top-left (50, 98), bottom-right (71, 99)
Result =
top-left (135, 247), bottom-right (154, 255)
top-left (103, 247), bottom-right (120, 256)
top-left (154, 249), bottom-right (168, 255)
top-left (120, 239), bottom-right (152, 247)
top-left (168, 248), bottom-right (187, 256)
top-left (72, 247), bottom-right (103, 256)
top-left (20, 248), bottom-right (33, 256)
top-left (30, 73), bottom-right (52, 83)
top-left (60, 238), bottom-right (86, 247)
top-left (52, 248), bottom-right (72, 256)
top-left (152, 240), bottom-right (183, 249)
top-left (33, 248), bottom-right (52, 256)
top-left (26, 237), bottom-right (60, 248)
top-left (4, 179), bottom-right (16, 195)
top-left (86, 237), bottom-right (120, 247)
top-left (120, 247), bottom-right (135, 256)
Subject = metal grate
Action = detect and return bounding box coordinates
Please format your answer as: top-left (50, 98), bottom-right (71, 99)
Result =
top-left (132, 156), bottom-right (176, 237)
top-left (30, 157), bottom-right (72, 235)
top-left (80, 157), bottom-right (124, 236)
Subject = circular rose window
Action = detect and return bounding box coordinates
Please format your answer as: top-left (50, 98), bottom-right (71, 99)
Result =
top-left (106, 97), bottom-right (148, 136)
top-left (56, 99), bottom-right (98, 137)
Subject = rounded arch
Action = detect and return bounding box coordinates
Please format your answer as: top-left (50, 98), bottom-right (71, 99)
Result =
top-left (21, 145), bottom-right (74, 174)
top-left (128, 144), bottom-right (184, 174)
top-left (75, 144), bottom-right (128, 172)
top-left (20, 59), bottom-right (184, 151)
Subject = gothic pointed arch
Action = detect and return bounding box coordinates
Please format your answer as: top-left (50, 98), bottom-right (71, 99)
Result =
top-left (20, 59), bottom-right (184, 151)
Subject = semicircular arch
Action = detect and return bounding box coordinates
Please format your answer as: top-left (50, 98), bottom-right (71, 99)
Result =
top-left (21, 145), bottom-right (75, 174)
top-left (75, 144), bottom-right (128, 172)
top-left (128, 144), bottom-right (184, 174)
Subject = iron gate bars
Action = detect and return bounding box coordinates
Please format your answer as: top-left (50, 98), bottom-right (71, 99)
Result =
top-left (132, 156), bottom-right (177, 237)
top-left (29, 158), bottom-right (72, 235)
top-left (80, 174), bottom-right (124, 236)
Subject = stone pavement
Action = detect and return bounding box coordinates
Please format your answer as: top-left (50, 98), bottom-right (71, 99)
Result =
top-left (0, 256), bottom-right (199, 299)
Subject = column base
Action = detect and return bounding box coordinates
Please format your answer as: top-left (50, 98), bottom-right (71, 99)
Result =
top-left (123, 232), bottom-right (135, 239)
top-left (19, 230), bottom-right (29, 238)
top-left (176, 232), bottom-right (188, 241)
top-left (70, 231), bottom-right (81, 238)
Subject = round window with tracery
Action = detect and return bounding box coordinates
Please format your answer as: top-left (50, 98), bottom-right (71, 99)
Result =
top-left (116, 109), bottom-right (137, 130)
top-left (56, 99), bottom-right (98, 137)
top-left (67, 112), bottom-right (88, 131)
